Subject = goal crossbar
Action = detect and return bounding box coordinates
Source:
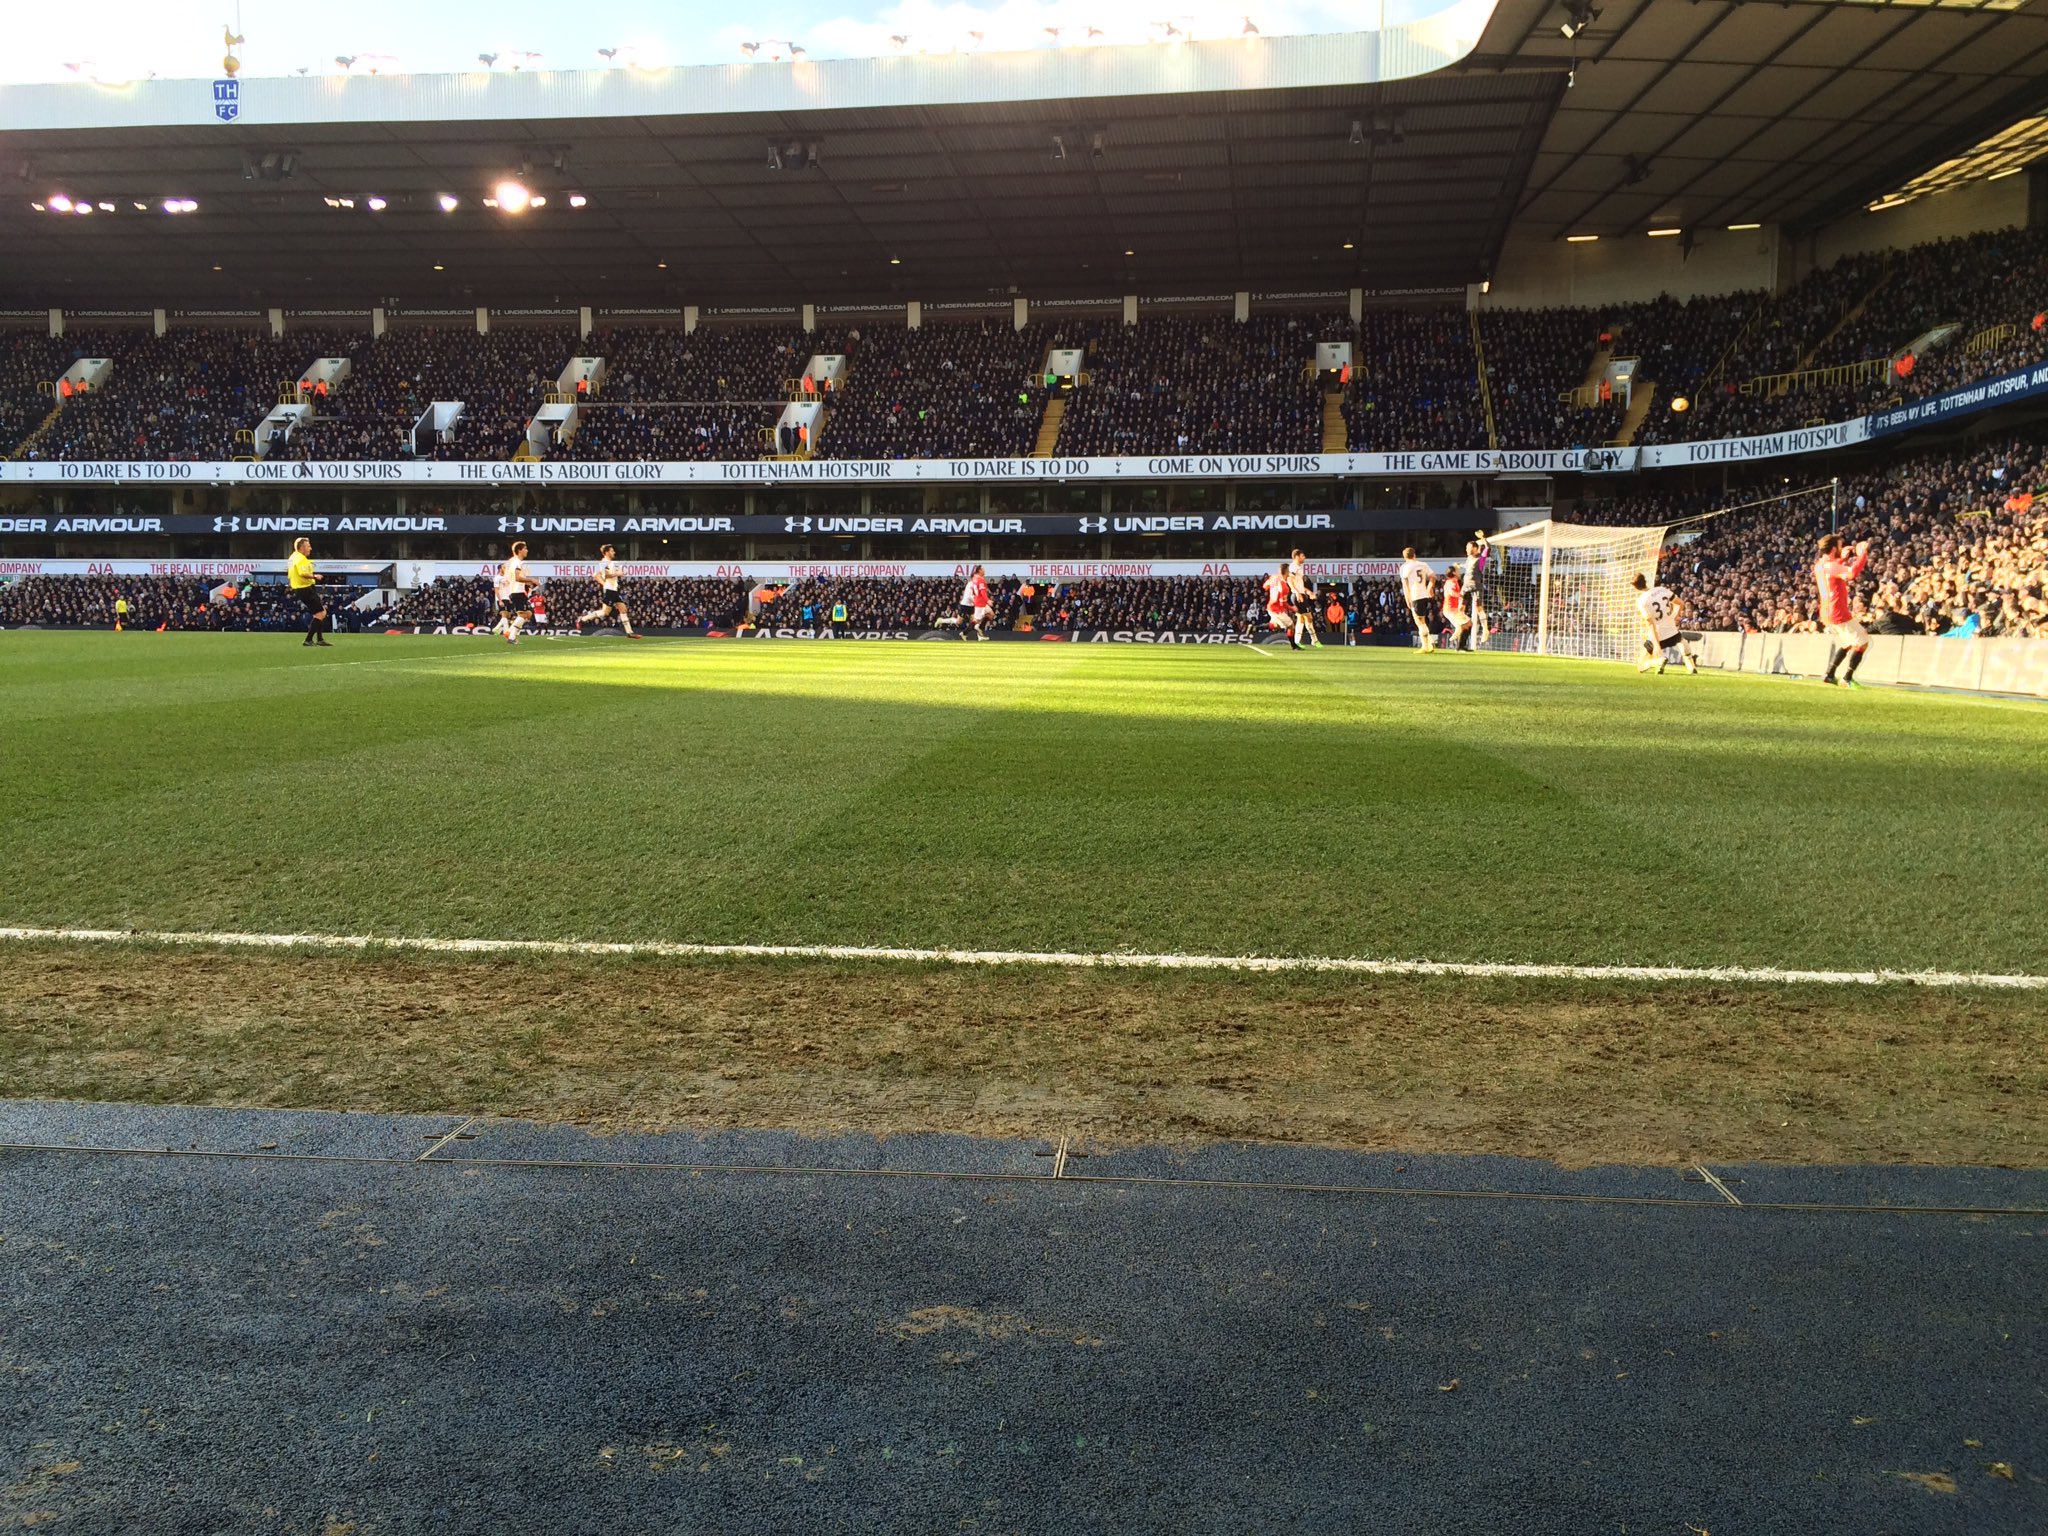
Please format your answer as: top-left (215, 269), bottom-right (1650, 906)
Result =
top-left (1480, 518), bottom-right (1670, 662)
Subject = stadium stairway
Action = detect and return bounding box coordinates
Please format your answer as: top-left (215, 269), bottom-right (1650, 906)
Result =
top-left (1033, 396), bottom-right (1066, 457)
top-left (1613, 381), bottom-right (1658, 445)
top-left (1580, 341), bottom-right (1615, 394)
top-left (1321, 391), bottom-right (1347, 451)
top-left (9, 401), bottom-right (64, 460)
top-left (1471, 311), bottom-right (1500, 448)
top-left (1796, 253), bottom-right (1893, 372)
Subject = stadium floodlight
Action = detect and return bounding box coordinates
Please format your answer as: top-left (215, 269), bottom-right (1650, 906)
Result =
top-left (1670, 396), bottom-right (1691, 413)
top-left (367, 197), bottom-right (387, 211)
top-left (1727, 222), bottom-right (1761, 231)
top-left (494, 180), bottom-right (532, 213)
top-left (568, 194), bottom-right (588, 207)
top-left (74, 203), bottom-right (93, 216)
top-left (529, 195), bottom-right (547, 208)
top-left (30, 202), bottom-right (44, 212)
top-left (47, 194), bottom-right (73, 212)
top-left (438, 194), bottom-right (460, 212)
top-left (1558, 0), bottom-right (1600, 37)
top-left (96, 201), bottom-right (115, 212)
top-left (1647, 227), bottom-right (1681, 237)
top-left (1566, 233), bottom-right (1598, 243)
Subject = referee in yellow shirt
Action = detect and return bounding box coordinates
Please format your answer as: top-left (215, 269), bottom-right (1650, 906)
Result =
top-left (287, 537), bottom-right (330, 647)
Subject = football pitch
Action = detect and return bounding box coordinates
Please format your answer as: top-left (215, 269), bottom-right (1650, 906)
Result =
top-left (4, 631), bottom-right (2044, 1167)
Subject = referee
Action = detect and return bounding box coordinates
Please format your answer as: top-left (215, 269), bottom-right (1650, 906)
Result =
top-left (287, 537), bottom-right (330, 648)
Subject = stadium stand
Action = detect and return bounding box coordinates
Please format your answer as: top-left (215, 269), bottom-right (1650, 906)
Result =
top-left (17, 327), bottom-right (346, 462)
top-left (1582, 436), bottom-right (2048, 637)
top-left (1343, 310), bottom-right (1490, 452)
top-left (1, 223), bottom-right (2044, 466)
top-left (1053, 315), bottom-right (1344, 457)
top-left (812, 320), bottom-right (1056, 461)
top-left (1479, 308), bottom-right (1626, 448)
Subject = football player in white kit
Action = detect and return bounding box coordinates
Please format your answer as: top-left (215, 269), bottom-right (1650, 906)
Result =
top-left (576, 544), bottom-right (641, 637)
top-left (494, 540), bottom-right (538, 645)
top-left (1631, 571), bottom-right (1698, 674)
top-left (1398, 547), bottom-right (1438, 651)
top-left (1286, 548), bottom-right (1322, 649)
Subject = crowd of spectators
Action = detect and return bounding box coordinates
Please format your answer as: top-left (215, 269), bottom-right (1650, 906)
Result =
top-left (0, 574), bottom-right (364, 630)
top-left (1479, 308), bottom-right (1625, 448)
top-left (814, 321), bottom-right (1056, 461)
top-left (556, 404), bottom-right (771, 461)
top-left (4, 219), bottom-right (2045, 469)
top-left (1581, 436), bottom-right (2048, 636)
top-left (312, 570), bottom-right (1420, 638)
top-left (1343, 310), bottom-right (1488, 451)
top-left (429, 327), bottom-right (581, 460)
top-left (383, 574), bottom-right (755, 630)
top-left (0, 329), bottom-right (136, 458)
top-left (1056, 314), bottom-right (1341, 457)
top-left (21, 327), bottom-right (354, 462)
top-left (591, 325), bottom-right (824, 403)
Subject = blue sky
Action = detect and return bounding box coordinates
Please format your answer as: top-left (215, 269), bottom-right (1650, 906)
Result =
top-left (10, 0), bottom-right (1446, 85)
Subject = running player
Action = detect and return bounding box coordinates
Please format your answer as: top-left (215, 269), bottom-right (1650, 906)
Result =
top-left (1263, 562), bottom-right (1298, 648)
top-left (1399, 547), bottom-right (1437, 651)
top-left (576, 545), bottom-right (640, 637)
top-left (1631, 571), bottom-right (1698, 674)
top-left (494, 540), bottom-right (538, 645)
top-left (1442, 566), bottom-right (1472, 652)
top-left (1287, 548), bottom-right (1322, 648)
top-left (959, 565), bottom-right (995, 639)
top-left (1815, 535), bottom-right (1872, 688)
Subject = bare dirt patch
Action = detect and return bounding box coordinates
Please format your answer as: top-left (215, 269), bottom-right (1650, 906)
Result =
top-left (0, 944), bottom-right (2043, 1168)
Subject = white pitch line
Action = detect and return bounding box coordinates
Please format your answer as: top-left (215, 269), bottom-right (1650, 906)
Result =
top-left (0, 925), bottom-right (2041, 991)
top-left (1694, 1165), bottom-right (1743, 1206)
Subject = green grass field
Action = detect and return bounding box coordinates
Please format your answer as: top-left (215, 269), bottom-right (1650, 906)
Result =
top-left (4, 632), bottom-right (2044, 1165)
top-left (4, 632), bottom-right (2045, 971)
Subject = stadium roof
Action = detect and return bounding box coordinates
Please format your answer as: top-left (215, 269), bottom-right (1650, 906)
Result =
top-left (1, 0), bottom-right (2046, 313)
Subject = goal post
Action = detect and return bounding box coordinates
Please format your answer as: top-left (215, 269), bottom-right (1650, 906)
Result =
top-left (1478, 519), bottom-right (1671, 663)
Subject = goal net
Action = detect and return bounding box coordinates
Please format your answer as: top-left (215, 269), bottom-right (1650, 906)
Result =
top-left (1477, 519), bottom-right (1670, 663)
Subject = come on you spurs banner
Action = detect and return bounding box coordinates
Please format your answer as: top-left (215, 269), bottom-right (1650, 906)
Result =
top-left (3, 360), bottom-right (2043, 490)
top-left (0, 449), bottom-right (1636, 487)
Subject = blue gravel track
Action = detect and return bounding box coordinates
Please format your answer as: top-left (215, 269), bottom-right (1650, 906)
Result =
top-left (2, 1103), bottom-right (2043, 1535)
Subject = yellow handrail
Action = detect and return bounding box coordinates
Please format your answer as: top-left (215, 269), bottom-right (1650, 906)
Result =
top-left (1737, 358), bottom-right (1887, 397)
top-left (1964, 322), bottom-right (2018, 355)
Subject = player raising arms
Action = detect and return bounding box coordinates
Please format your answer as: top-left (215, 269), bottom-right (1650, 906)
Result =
top-left (576, 544), bottom-right (641, 637)
top-left (1631, 571), bottom-right (1698, 674)
top-left (1399, 547), bottom-right (1437, 651)
top-left (1287, 548), bottom-right (1322, 649)
top-left (1463, 536), bottom-right (1491, 648)
top-left (493, 540), bottom-right (538, 645)
top-left (1263, 562), bottom-right (1299, 649)
top-left (1814, 535), bottom-right (1872, 689)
